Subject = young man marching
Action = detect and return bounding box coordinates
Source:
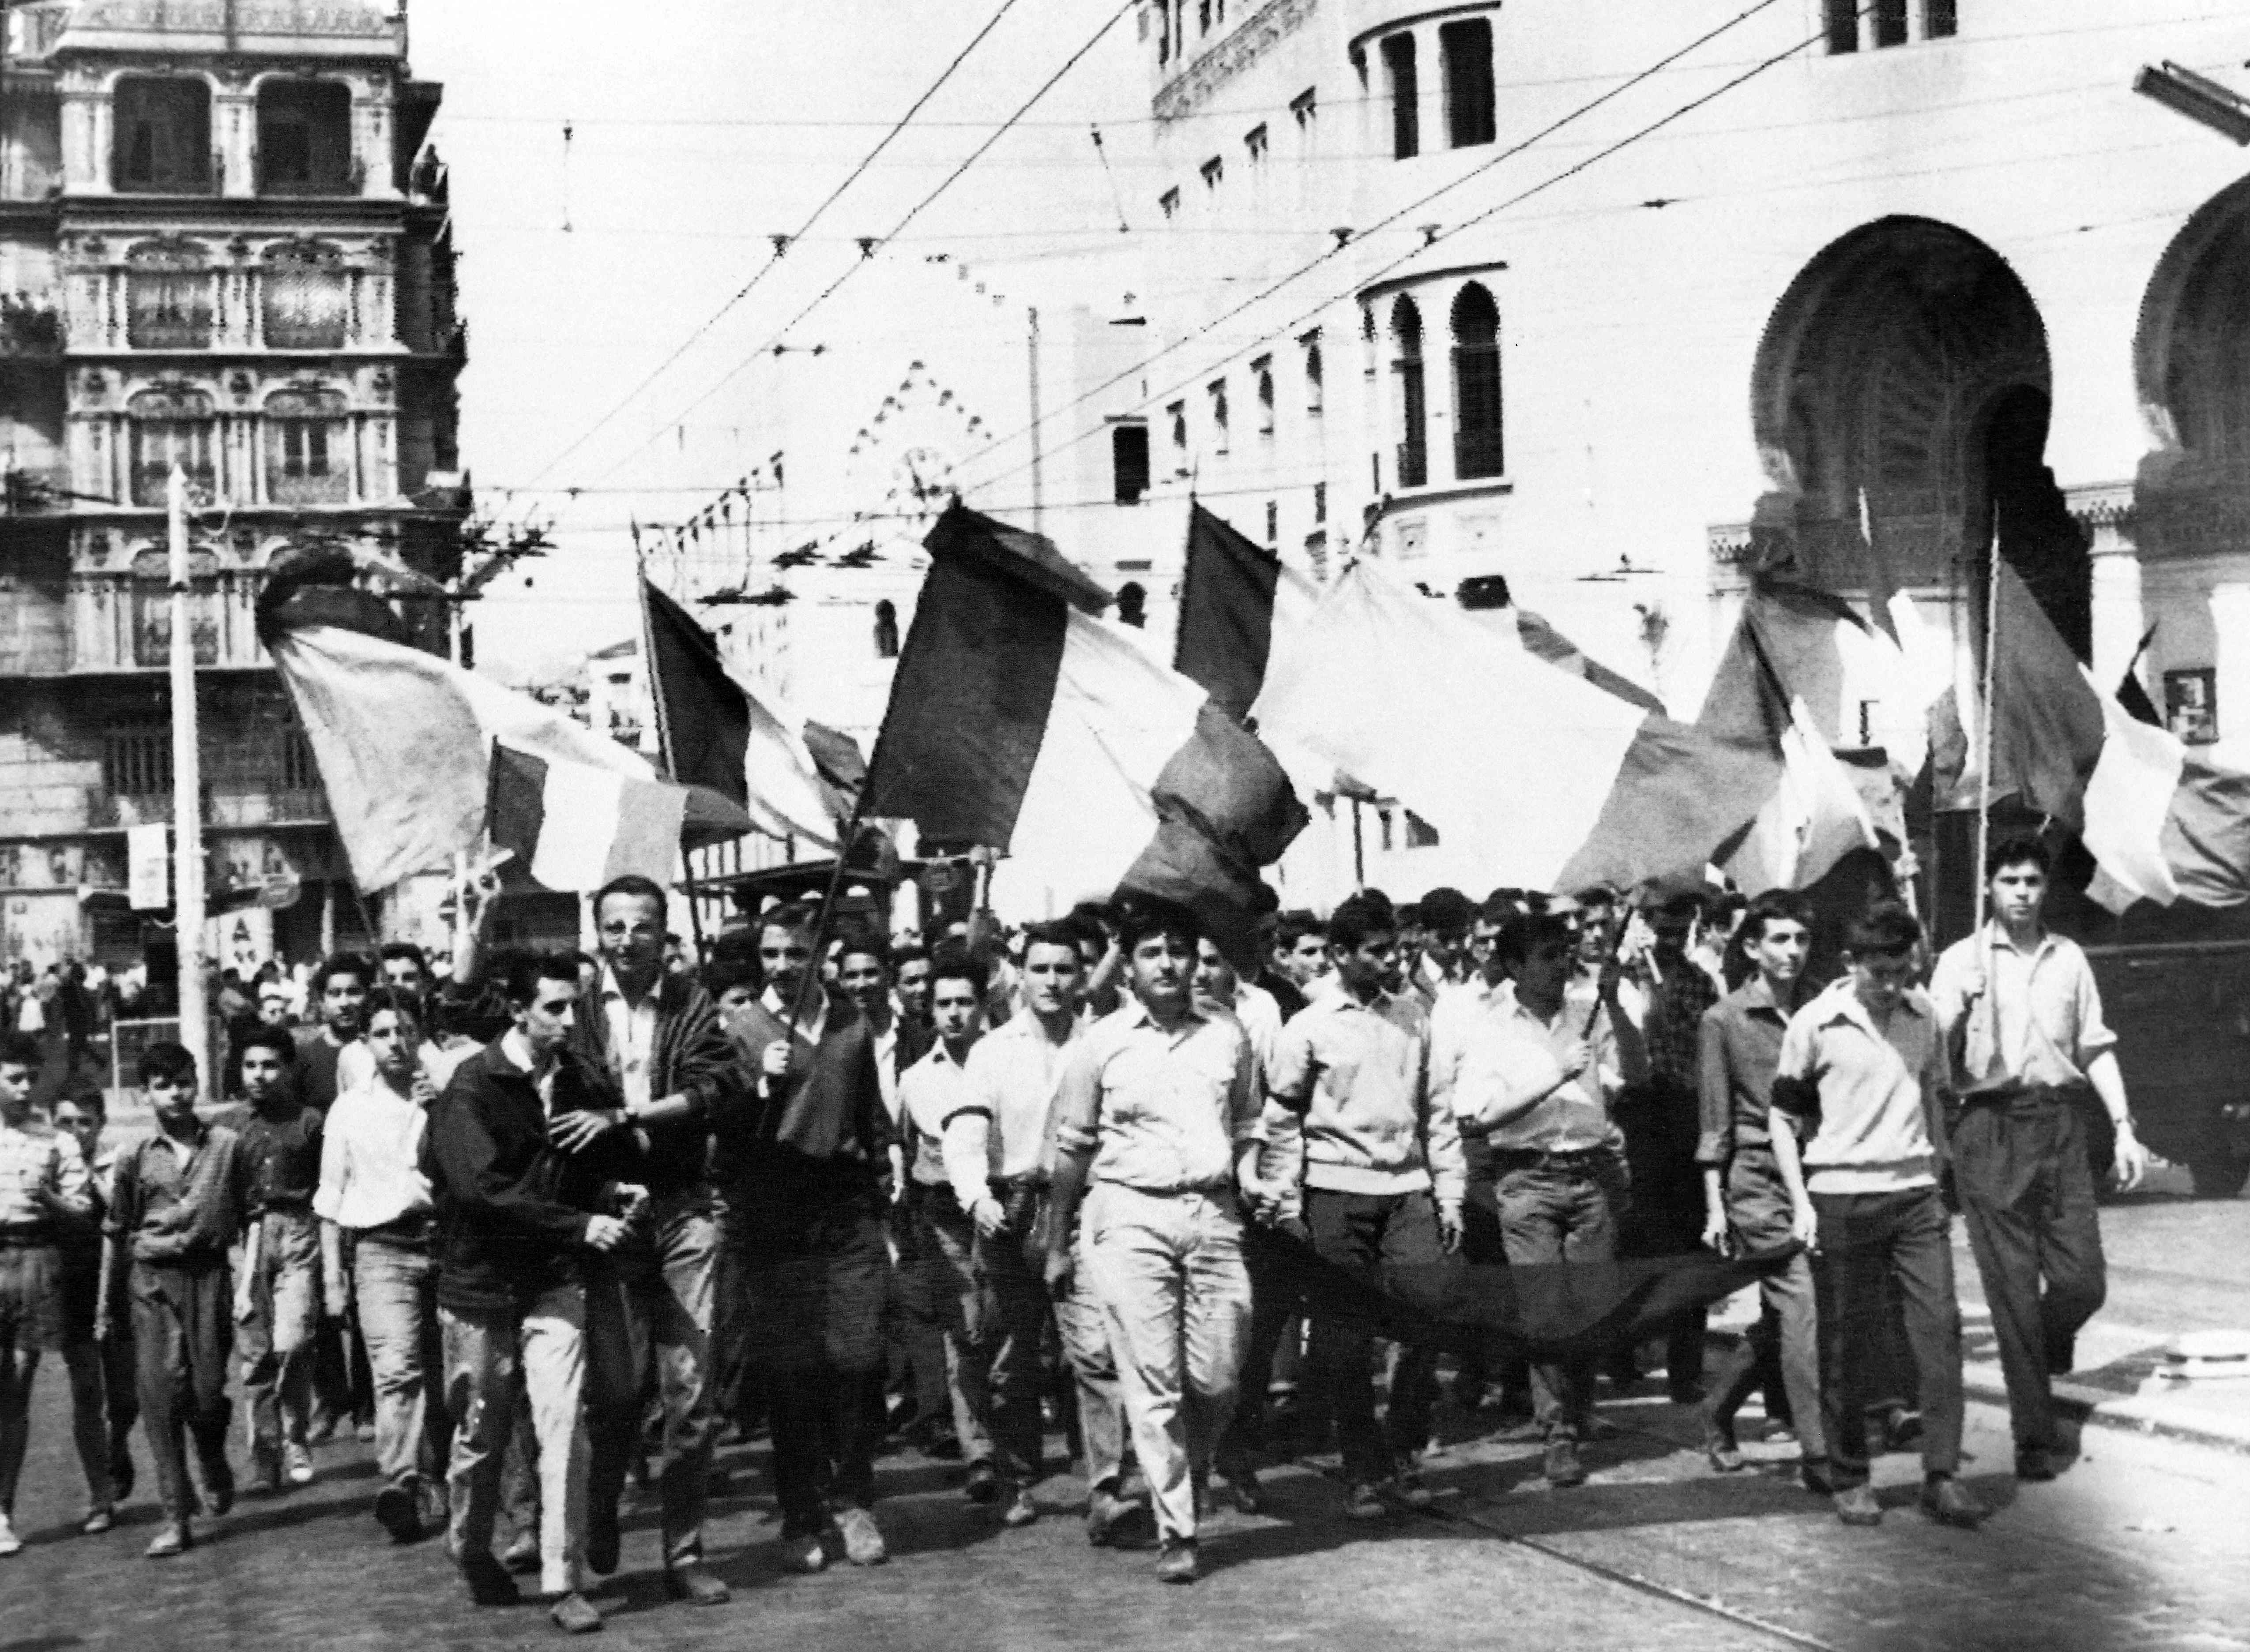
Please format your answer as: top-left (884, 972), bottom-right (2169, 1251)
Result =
top-left (1696, 890), bottom-right (1830, 1491)
top-left (1773, 905), bottom-right (1983, 1530)
top-left (1046, 901), bottom-right (1265, 1584)
top-left (52, 1087), bottom-right (134, 1532)
top-left (0, 1032), bottom-right (94, 1556)
top-left (1929, 836), bottom-right (2147, 1483)
top-left (1263, 893), bottom-right (1464, 1518)
top-left (230, 1026), bottom-right (325, 1494)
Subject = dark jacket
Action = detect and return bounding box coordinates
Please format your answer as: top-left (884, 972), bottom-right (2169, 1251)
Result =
top-left (565, 969), bottom-right (738, 1197)
top-left (715, 994), bottom-right (894, 1211)
top-left (426, 1037), bottom-right (642, 1314)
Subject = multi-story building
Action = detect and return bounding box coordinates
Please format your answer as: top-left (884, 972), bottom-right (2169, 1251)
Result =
top-left (1062, 0), bottom-right (2250, 816)
top-left (0, 0), bottom-right (467, 971)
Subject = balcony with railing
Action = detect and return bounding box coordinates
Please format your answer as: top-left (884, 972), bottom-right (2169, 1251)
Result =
top-left (85, 785), bottom-right (333, 830)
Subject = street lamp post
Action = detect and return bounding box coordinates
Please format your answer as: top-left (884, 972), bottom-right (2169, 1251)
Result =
top-left (167, 466), bottom-right (211, 1096)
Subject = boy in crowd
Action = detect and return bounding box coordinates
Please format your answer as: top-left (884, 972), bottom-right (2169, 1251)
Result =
top-left (1772, 904), bottom-right (1983, 1529)
top-left (230, 1027), bottom-right (325, 1494)
top-left (1263, 893), bottom-right (1464, 1518)
top-left (102, 1042), bottom-right (259, 1556)
top-left (0, 1032), bottom-right (94, 1556)
top-left (53, 1086), bottom-right (135, 1531)
top-left (1695, 891), bottom-right (1829, 1490)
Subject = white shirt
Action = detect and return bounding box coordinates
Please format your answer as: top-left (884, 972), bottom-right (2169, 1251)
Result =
top-left (314, 1073), bottom-right (434, 1232)
top-left (951, 1009), bottom-right (1080, 1205)
top-left (599, 966), bottom-right (658, 1110)
top-left (339, 1038), bottom-right (446, 1098)
top-left (1227, 982), bottom-right (1283, 1088)
top-left (500, 1028), bottom-right (560, 1114)
top-left (759, 984), bottom-right (828, 1046)
top-left (899, 1039), bottom-right (981, 1194)
top-left (870, 1017), bottom-right (902, 1126)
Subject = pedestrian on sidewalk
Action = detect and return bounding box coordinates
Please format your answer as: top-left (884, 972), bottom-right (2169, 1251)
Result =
top-left (1928, 835), bottom-right (2148, 1483)
top-left (52, 1088), bottom-right (135, 1531)
top-left (229, 1026), bottom-right (325, 1495)
top-left (101, 1040), bottom-right (258, 1557)
top-left (565, 875), bottom-right (737, 1609)
top-left (1045, 898), bottom-right (1267, 1585)
top-left (427, 951), bottom-right (646, 1634)
top-left (0, 1031), bottom-right (94, 1557)
top-left (1262, 891), bottom-right (1464, 1520)
top-left (717, 902), bottom-right (899, 1576)
top-left (1772, 904), bottom-right (1984, 1530)
top-left (1694, 890), bottom-right (1830, 1492)
top-left (315, 988), bottom-right (449, 1545)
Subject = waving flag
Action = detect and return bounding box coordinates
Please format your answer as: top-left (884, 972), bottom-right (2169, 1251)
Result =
top-left (1172, 501), bottom-right (1321, 722)
top-left (863, 503), bottom-right (1306, 961)
top-left (1250, 560), bottom-right (1779, 894)
top-left (488, 745), bottom-right (700, 892)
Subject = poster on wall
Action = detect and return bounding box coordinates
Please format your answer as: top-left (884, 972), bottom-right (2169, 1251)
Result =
top-left (127, 823), bottom-right (170, 910)
top-left (211, 907), bottom-right (274, 976)
top-left (2165, 668), bottom-right (2219, 745)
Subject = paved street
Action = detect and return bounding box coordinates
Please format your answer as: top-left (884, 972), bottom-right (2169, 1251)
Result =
top-left (4, 1182), bottom-right (2245, 1652)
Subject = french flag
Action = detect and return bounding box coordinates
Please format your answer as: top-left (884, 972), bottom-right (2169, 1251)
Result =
top-left (861, 503), bottom-right (1306, 961)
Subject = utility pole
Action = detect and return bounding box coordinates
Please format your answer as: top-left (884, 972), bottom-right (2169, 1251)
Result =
top-left (167, 467), bottom-right (210, 1096)
top-left (1027, 306), bottom-right (1044, 537)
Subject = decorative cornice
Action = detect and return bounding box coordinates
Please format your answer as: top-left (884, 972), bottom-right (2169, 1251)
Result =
top-left (1154, 0), bottom-right (1316, 123)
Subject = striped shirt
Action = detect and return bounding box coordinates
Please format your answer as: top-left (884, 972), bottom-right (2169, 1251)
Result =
top-left (0, 1117), bottom-right (91, 1240)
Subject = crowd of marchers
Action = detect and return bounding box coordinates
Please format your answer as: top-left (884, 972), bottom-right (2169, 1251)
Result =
top-left (0, 834), bottom-right (2148, 1633)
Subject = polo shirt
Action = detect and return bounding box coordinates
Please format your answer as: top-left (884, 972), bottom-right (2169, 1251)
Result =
top-left (1772, 978), bottom-right (1947, 1194)
top-left (1928, 924), bottom-right (2117, 1097)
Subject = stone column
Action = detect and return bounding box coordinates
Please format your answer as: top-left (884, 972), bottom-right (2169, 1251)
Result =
top-left (2211, 582), bottom-right (2250, 744)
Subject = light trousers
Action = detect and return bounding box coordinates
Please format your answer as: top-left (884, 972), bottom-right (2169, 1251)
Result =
top-left (441, 1285), bottom-right (588, 1599)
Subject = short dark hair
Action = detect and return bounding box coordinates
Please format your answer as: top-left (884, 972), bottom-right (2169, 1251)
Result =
top-left (928, 948), bottom-right (990, 998)
top-left (362, 987), bottom-right (426, 1035)
top-left (1273, 910), bottom-right (1326, 951)
top-left (377, 941), bottom-right (429, 974)
top-left (891, 941), bottom-right (929, 970)
top-left (594, 874), bottom-right (669, 924)
top-left (0, 1031), bottom-right (40, 1071)
top-left (1328, 892), bottom-right (1397, 954)
top-left (1651, 892), bottom-right (1705, 929)
top-left (835, 925), bottom-right (892, 972)
top-left (1738, 889), bottom-right (1813, 946)
top-left (699, 954), bottom-right (761, 1000)
top-left (1021, 920), bottom-right (1082, 963)
top-left (1843, 902), bottom-right (1922, 961)
top-left (1985, 834), bottom-right (2052, 880)
top-left (1477, 890), bottom-right (1528, 927)
top-left (54, 1086), bottom-right (105, 1117)
top-left (311, 952), bottom-right (372, 998)
top-left (1115, 895), bottom-right (1201, 953)
top-left (1495, 912), bottom-right (1575, 970)
top-left (234, 1026), bottom-right (297, 1071)
top-left (759, 901), bottom-right (819, 942)
top-left (138, 1040), bottom-right (197, 1087)
top-left (504, 950), bottom-right (586, 1006)
top-left (1418, 886), bottom-right (1472, 934)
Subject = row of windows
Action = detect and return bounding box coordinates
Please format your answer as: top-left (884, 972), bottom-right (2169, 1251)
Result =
top-left (113, 75), bottom-right (357, 196)
top-left (1387, 284), bottom-right (1503, 487)
top-left (1162, 87), bottom-right (1317, 219)
top-left (105, 725), bottom-right (320, 788)
top-left (1825, 0), bottom-right (1957, 53)
top-left (1154, 0), bottom-right (1230, 67)
top-left (123, 409), bottom-right (354, 508)
top-left (121, 266), bottom-right (353, 350)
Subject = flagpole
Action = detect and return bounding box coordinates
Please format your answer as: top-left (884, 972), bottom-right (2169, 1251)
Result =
top-left (637, 562), bottom-right (711, 958)
top-left (1976, 499), bottom-right (2001, 934)
top-left (786, 806), bottom-right (869, 1034)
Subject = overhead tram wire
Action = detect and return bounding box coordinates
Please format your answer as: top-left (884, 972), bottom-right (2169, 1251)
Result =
top-left (951, 0), bottom-right (1793, 497)
top-left (515, 0), bottom-right (1032, 492)
top-left (960, 2), bottom-right (1858, 502)
top-left (577, 0), bottom-right (1140, 495)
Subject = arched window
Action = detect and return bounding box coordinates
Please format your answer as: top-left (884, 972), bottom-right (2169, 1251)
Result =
top-left (113, 77), bottom-right (212, 194)
top-left (257, 79), bottom-right (354, 195)
top-left (264, 387), bottom-right (350, 504)
top-left (873, 599), bottom-right (900, 659)
top-left (1391, 296), bottom-right (1427, 488)
top-left (128, 387), bottom-right (216, 506)
top-left (1451, 283), bottom-right (1503, 480)
top-left (262, 240), bottom-right (349, 349)
top-left (1381, 34), bottom-right (1419, 159)
top-left (126, 240), bottom-right (212, 349)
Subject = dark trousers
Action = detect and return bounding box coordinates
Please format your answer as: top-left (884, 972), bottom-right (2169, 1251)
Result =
top-left (1496, 1155), bottom-right (1625, 1440)
top-left (1220, 1220), bottom-right (1302, 1461)
top-left (1703, 1152), bottom-right (1828, 1468)
top-left (726, 1199), bottom-right (889, 1536)
top-left (1953, 1095), bottom-right (2107, 1451)
top-left (1305, 1188), bottom-right (1452, 1484)
top-left (128, 1261), bottom-right (234, 1522)
top-left (585, 1193), bottom-right (722, 1568)
top-left (1810, 1186), bottom-right (1963, 1488)
top-left (1455, 1159), bottom-right (1532, 1410)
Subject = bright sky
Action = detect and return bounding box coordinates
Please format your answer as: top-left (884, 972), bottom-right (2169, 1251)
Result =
top-left (407, 0), bottom-right (1149, 676)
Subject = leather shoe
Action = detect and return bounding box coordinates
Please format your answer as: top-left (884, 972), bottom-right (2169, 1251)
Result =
top-left (144, 1522), bottom-right (193, 1558)
top-left (1919, 1474), bottom-right (1987, 1528)
top-left (780, 1531), bottom-right (828, 1574)
top-left (1155, 1538), bottom-right (1198, 1584)
top-left (1001, 1488), bottom-right (1039, 1528)
top-left (80, 1506), bottom-right (114, 1536)
top-left (501, 1531), bottom-right (543, 1573)
top-left (2015, 1445), bottom-right (2058, 1483)
top-left (1832, 1484), bottom-right (1882, 1527)
top-left (547, 1591), bottom-right (603, 1634)
top-left (200, 1457), bottom-right (235, 1517)
top-left (460, 1551), bottom-right (521, 1605)
top-left (373, 1482), bottom-right (421, 1544)
top-left (1543, 1437), bottom-right (1587, 1488)
top-left (836, 1506), bottom-right (888, 1566)
top-left (586, 1510), bottom-right (621, 1577)
top-left (1343, 1481), bottom-right (1386, 1521)
top-left (1386, 1469), bottom-right (1436, 1510)
top-left (665, 1562), bottom-right (731, 1606)
top-left (963, 1461), bottom-right (1000, 1504)
top-left (1702, 1419), bottom-right (1745, 1475)
top-left (1878, 1408), bottom-right (1924, 1454)
top-left (1087, 1491), bottom-right (1154, 1549)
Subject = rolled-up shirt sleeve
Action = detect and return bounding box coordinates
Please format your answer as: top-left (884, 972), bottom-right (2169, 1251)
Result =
top-left (2070, 951), bottom-right (2118, 1064)
top-left (1457, 1023), bottom-right (1565, 1126)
